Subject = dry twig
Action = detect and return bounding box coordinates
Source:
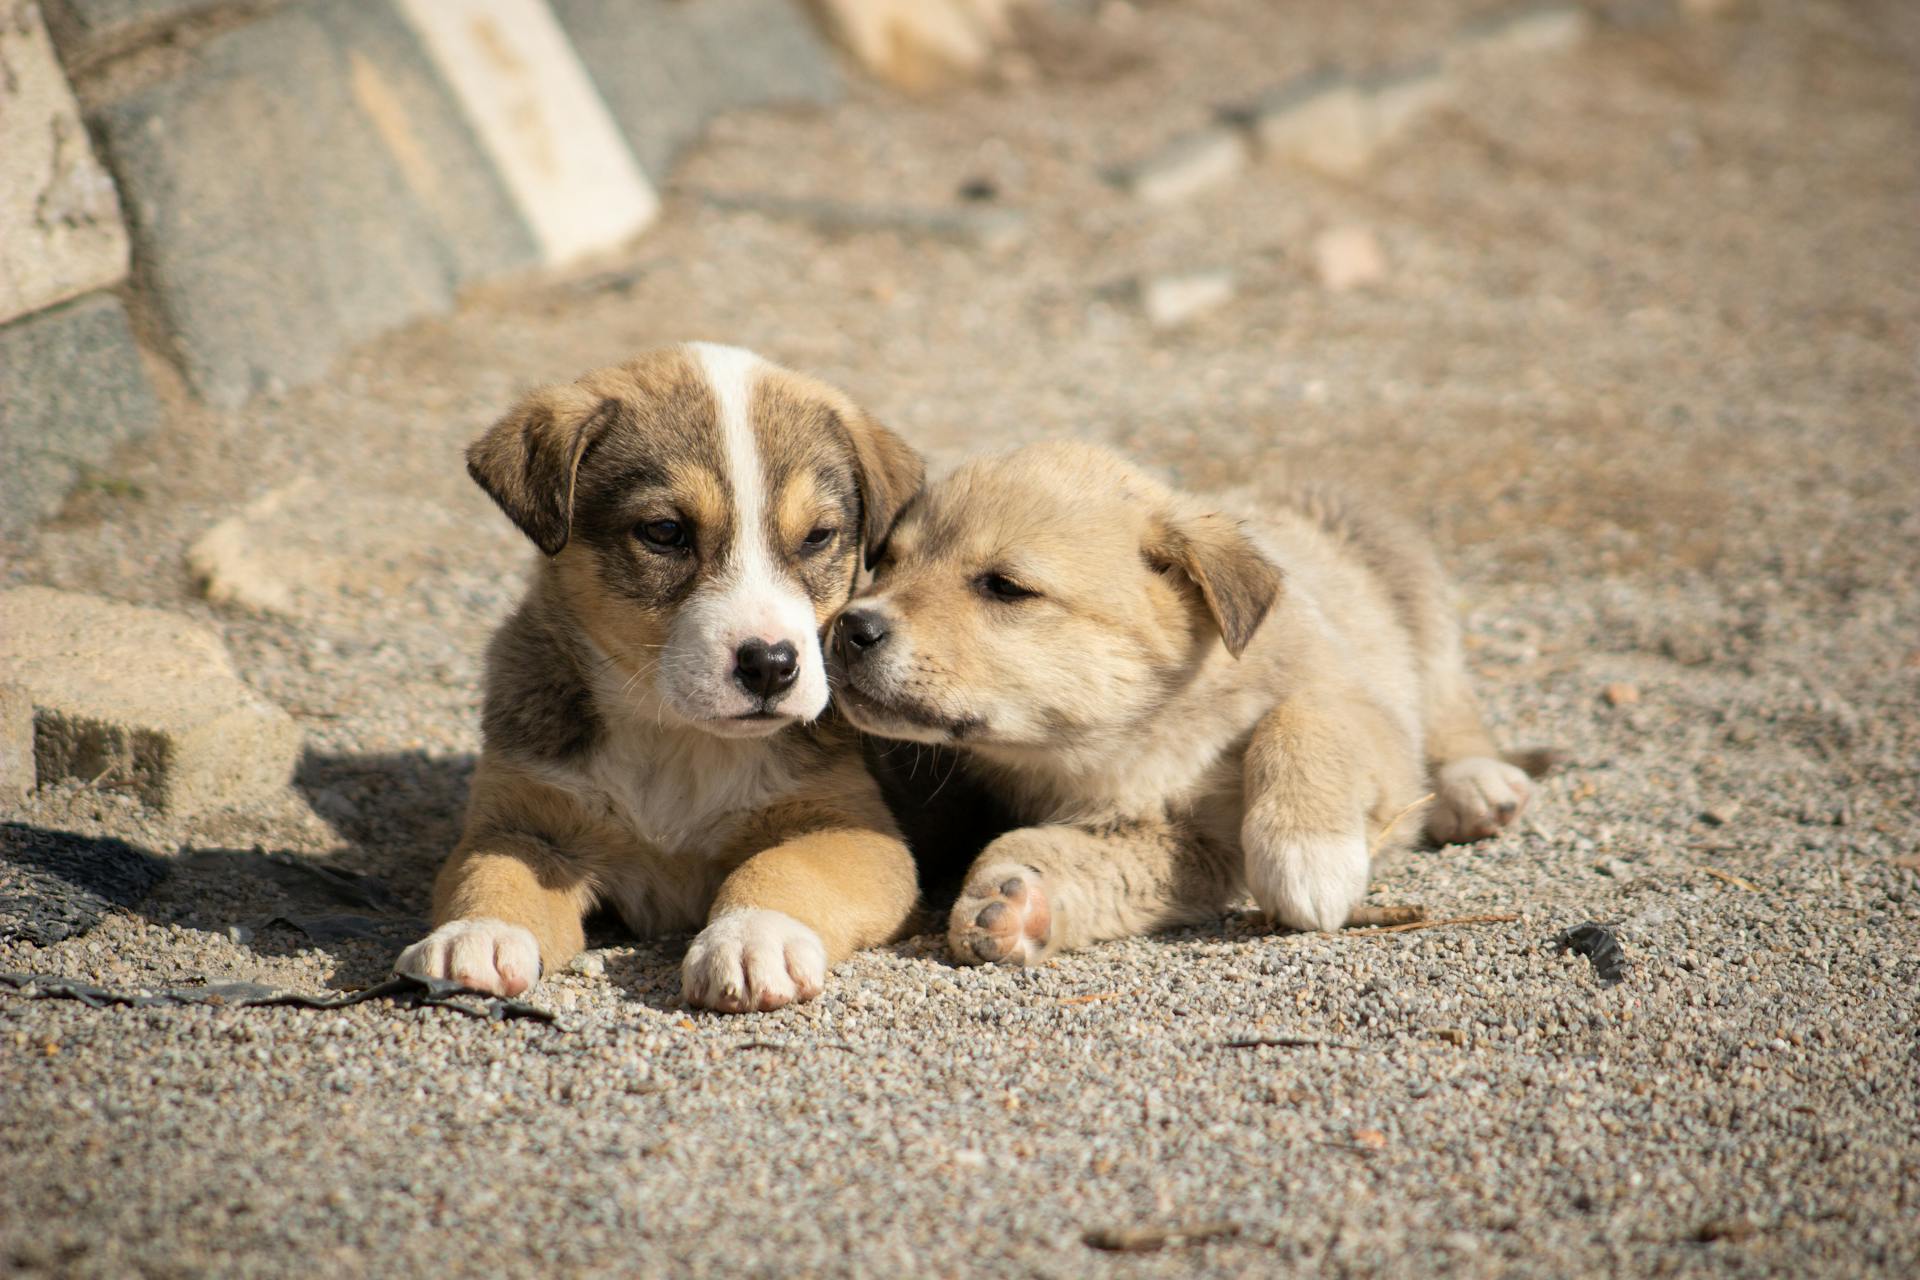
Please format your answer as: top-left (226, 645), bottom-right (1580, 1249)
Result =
top-left (1344, 912), bottom-right (1519, 936)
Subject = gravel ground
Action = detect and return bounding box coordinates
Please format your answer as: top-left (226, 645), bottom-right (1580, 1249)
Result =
top-left (3, 1), bottom-right (1918, 1275)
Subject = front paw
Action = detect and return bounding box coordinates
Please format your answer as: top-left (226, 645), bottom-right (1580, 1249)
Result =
top-left (1246, 830), bottom-right (1370, 932)
top-left (948, 862), bottom-right (1053, 967)
top-left (682, 909), bottom-right (827, 1013)
top-left (1428, 757), bottom-right (1532, 844)
top-left (395, 918), bottom-right (541, 996)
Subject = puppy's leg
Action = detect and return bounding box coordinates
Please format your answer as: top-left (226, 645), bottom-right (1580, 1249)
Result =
top-left (396, 835), bottom-right (593, 997)
top-left (1242, 695), bottom-right (1424, 932)
top-left (1420, 660), bottom-right (1531, 844)
top-left (682, 828), bottom-right (917, 1014)
top-left (948, 819), bottom-right (1238, 966)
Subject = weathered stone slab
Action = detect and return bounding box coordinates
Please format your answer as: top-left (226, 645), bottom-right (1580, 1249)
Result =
top-left (392, 0), bottom-right (656, 266)
top-left (92, 0), bottom-right (536, 406)
top-left (186, 475), bottom-right (479, 619)
top-left (1115, 127), bottom-right (1249, 206)
top-left (0, 3), bottom-right (130, 326)
top-left (549, 0), bottom-right (842, 177)
top-left (0, 292), bottom-right (161, 538)
top-left (0, 588), bottom-right (301, 815)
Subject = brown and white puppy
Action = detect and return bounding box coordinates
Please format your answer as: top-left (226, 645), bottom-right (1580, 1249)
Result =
top-left (830, 441), bottom-right (1533, 965)
top-left (395, 344), bottom-right (924, 1011)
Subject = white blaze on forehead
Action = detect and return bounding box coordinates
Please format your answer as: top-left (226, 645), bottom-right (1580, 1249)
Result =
top-left (670, 342), bottom-right (830, 720)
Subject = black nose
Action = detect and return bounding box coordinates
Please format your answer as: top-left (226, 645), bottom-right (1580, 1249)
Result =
top-left (838, 609), bottom-right (889, 658)
top-left (734, 639), bottom-right (799, 699)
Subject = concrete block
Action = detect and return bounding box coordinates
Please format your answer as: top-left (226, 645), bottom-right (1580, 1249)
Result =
top-left (1454, 2), bottom-right (1593, 63)
top-left (549, 0), bottom-right (842, 177)
top-left (1248, 68), bottom-right (1374, 178)
top-left (0, 684), bottom-right (34, 800)
top-left (1139, 268), bottom-right (1236, 329)
top-left (0, 587), bottom-right (300, 815)
top-left (0, 4), bottom-right (130, 326)
top-left (1115, 127), bottom-right (1249, 206)
top-left (92, 0), bottom-right (537, 406)
top-left (392, 0), bottom-right (656, 266)
top-left (0, 292), bottom-right (162, 538)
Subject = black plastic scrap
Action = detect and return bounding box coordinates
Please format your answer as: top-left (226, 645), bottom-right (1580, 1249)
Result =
top-left (0, 970), bottom-right (557, 1025)
top-left (1553, 922), bottom-right (1627, 985)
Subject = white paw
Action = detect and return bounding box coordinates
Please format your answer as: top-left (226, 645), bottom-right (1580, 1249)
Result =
top-left (682, 909), bottom-right (828, 1014)
top-left (395, 918), bottom-right (541, 997)
top-left (1428, 757), bottom-right (1532, 844)
top-left (1247, 830), bottom-right (1371, 932)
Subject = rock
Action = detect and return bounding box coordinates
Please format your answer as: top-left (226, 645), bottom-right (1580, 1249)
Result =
top-left (1358, 57), bottom-right (1453, 146)
top-left (1694, 1214), bottom-right (1758, 1243)
top-left (1247, 68), bottom-right (1374, 177)
top-left (1596, 858), bottom-right (1637, 880)
top-left (1114, 127), bottom-right (1249, 205)
top-left (550, 0), bottom-right (842, 176)
top-left (1701, 803), bottom-right (1740, 827)
top-left (0, 4), bottom-right (130, 326)
top-left (1602, 682), bottom-right (1641, 707)
top-left (1453, 2), bottom-right (1593, 63)
top-left (705, 193), bottom-right (1028, 252)
top-left (1138, 268), bottom-right (1236, 328)
top-left (39, 0), bottom-right (233, 69)
top-left (1725, 719), bottom-right (1759, 745)
top-left (92, 1), bottom-right (538, 406)
top-left (391, 0), bottom-right (657, 266)
top-left (569, 952), bottom-right (605, 978)
top-left (808, 0), bottom-right (1016, 91)
top-left (0, 685), bottom-right (35, 800)
top-left (185, 475), bottom-right (479, 619)
top-left (0, 292), bottom-right (163, 538)
top-left (1312, 226), bottom-right (1387, 292)
top-left (0, 587), bottom-right (301, 815)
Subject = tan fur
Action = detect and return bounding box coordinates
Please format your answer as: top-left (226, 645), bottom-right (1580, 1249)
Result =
top-left (399, 345), bottom-right (925, 1011)
top-left (833, 441), bottom-right (1534, 963)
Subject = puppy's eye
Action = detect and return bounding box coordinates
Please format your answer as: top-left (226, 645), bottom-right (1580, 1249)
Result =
top-left (977, 572), bottom-right (1039, 602)
top-left (635, 518), bottom-right (689, 551)
top-left (798, 526), bottom-right (837, 556)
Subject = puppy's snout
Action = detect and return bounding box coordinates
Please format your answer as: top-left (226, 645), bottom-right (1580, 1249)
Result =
top-left (734, 638), bottom-right (799, 699)
top-left (837, 609), bottom-right (889, 659)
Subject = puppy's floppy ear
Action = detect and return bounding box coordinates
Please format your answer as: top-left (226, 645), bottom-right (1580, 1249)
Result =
top-left (1145, 511), bottom-right (1282, 658)
top-left (841, 408), bottom-right (924, 567)
top-left (466, 384), bottom-right (619, 556)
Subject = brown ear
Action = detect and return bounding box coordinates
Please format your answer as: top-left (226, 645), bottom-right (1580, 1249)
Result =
top-left (1146, 511), bottom-right (1282, 658)
top-left (466, 384), bottom-right (618, 555)
top-left (842, 408), bottom-right (924, 567)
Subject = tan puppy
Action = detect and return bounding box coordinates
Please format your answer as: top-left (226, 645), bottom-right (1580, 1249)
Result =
top-left (396, 344), bottom-right (924, 1011)
top-left (830, 441), bottom-right (1532, 964)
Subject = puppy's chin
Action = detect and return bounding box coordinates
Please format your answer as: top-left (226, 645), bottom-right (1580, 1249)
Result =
top-left (692, 711), bottom-right (804, 740)
top-left (832, 681), bottom-right (975, 746)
